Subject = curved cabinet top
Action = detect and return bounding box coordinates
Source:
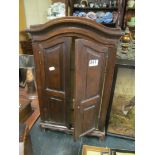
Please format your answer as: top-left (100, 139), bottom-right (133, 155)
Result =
top-left (27, 17), bottom-right (122, 44)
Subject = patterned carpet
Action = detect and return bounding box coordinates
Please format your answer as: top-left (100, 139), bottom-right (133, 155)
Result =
top-left (29, 118), bottom-right (135, 155)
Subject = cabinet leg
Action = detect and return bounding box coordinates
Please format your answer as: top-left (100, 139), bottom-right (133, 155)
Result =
top-left (99, 135), bottom-right (105, 141)
top-left (65, 130), bottom-right (70, 135)
top-left (40, 124), bottom-right (46, 132)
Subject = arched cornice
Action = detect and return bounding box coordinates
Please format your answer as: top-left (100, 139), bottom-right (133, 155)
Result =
top-left (27, 17), bottom-right (122, 44)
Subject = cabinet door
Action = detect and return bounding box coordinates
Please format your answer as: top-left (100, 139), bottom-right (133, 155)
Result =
top-left (38, 37), bottom-right (72, 126)
top-left (74, 39), bottom-right (108, 139)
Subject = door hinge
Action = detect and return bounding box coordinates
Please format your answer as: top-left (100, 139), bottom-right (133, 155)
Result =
top-left (72, 98), bottom-right (75, 109)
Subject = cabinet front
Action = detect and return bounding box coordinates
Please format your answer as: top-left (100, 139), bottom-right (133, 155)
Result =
top-left (29, 17), bottom-right (121, 140)
top-left (74, 39), bottom-right (108, 139)
top-left (37, 37), bottom-right (72, 126)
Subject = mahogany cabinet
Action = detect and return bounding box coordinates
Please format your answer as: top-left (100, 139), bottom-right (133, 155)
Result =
top-left (27, 17), bottom-right (122, 140)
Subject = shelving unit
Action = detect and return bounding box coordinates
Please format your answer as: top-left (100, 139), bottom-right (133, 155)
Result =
top-left (123, 0), bottom-right (135, 37)
top-left (73, 6), bottom-right (118, 11)
top-left (69, 0), bottom-right (126, 28)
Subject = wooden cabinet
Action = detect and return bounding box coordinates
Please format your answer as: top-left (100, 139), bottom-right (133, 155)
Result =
top-left (27, 17), bottom-right (122, 140)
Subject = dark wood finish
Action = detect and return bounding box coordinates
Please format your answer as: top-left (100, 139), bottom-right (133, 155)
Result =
top-left (27, 17), bottom-right (122, 140)
top-left (40, 122), bottom-right (105, 139)
top-left (74, 39), bottom-right (108, 139)
top-left (98, 46), bottom-right (117, 131)
top-left (36, 37), bottom-right (72, 126)
top-left (117, 0), bottom-right (126, 28)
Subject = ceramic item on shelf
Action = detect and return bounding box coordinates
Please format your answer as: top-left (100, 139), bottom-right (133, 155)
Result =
top-left (89, 2), bottom-right (94, 8)
top-left (73, 11), bottom-right (80, 16)
top-left (128, 0), bottom-right (135, 8)
top-left (47, 2), bottom-right (65, 20)
top-left (96, 11), bottom-right (105, 23)
top-left (94, 3), bottom-right (100, 8)
top-left (96, 12), bottom-right (113, 23)
top-left (127, 17), bottom-right (135, 27)
top-left (113, 0), bottom-right (117, 7)
top-left (86, 12), bottom-right (97, 20)
top-left (109, 1), bottom-right (112, 7)
top-left (103, 3), bottom-right (107, 8)
top-left (79, 4), bottom-right (82, 8)
top-left (96, 11), bottom-right (105, 18)
top-left (96, 18), bottom-right (104, 23)
top-left (78, 12), bottom-right (87, 17)
top-left (99, 3), bottom-right (102, 8)
top-left (102, 12), bottom-right (113, 23)
top-left (74, 3), bottom-right (79, 7)
top-left (52, 2), bottom-right (65, 13)
top-left (80, 0), bottom-right (88, 7)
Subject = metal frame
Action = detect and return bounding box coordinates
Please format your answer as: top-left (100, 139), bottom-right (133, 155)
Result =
top-left (105, 59), bottom-right (135, 140)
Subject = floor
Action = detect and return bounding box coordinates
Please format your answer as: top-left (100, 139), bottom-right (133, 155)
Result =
top-left (30, 118), bottom-right (135, 155)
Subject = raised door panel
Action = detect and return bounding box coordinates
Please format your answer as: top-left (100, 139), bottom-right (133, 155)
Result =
top-left (74, 39), bottom-right (108, 139)
top-left (44, 45), bottom-right (63, 90)
top-left (38, 37), bottom-right (71, 126)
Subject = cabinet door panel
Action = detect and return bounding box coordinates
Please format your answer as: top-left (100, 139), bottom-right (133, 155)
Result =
top-left (44, 45), bottom-right (63, 90)
top-left (74, 39), bottom-right (108, 139)
top-left (49, 97), bottom-right (65, 123)
top-left (38, 37), bottom-right (71, 126)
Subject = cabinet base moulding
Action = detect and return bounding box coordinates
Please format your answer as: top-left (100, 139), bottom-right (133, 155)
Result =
top-left (40, 122), bottom-right (105, 140)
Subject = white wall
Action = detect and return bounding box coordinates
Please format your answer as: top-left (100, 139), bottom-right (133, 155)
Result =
top-left (24, 0), bottom-right (50, 28)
